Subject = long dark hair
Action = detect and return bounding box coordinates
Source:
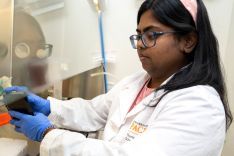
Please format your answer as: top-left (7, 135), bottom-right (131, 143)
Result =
top-left (138, 0), bottom-right (232, 129)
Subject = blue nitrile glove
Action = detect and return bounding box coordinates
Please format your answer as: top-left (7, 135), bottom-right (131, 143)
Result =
top-left (9, 111), bottom-right (53, 142)
top-left (4, 86), bottom-right (51, 116)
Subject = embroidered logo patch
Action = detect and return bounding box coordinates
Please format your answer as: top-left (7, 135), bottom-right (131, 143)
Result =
top-left (124, 121), bottom-right (148, 142)
top-left (129, 121), bottom-right (148, 134)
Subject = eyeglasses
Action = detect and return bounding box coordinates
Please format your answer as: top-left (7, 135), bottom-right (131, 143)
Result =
top-left (129, 31), bottom-right (178, 49)
top-left (14, 42), bottom-right (53, 59)
top-left (35, 44), bottom-right (53, 59)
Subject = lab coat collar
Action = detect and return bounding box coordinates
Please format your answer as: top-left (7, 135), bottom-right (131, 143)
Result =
top-left (120, 70), bottom-right (183, 120)
top-left (118, 73), bottom-right (150, 123)
top-left (112, 64), bottom-right (192, 134)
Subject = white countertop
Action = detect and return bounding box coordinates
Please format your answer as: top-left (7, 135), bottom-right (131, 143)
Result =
top-left (0, 138), bottom-right (27, 156)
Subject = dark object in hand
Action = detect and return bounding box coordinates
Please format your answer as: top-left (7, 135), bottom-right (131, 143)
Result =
top-left (4, 92), bottom-right (33, 115)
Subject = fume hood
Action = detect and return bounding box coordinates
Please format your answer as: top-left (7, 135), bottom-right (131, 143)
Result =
top-left (15, 0), bottom-right (64, 16)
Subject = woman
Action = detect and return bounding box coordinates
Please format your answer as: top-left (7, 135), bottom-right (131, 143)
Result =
top-left (6, 0), bottom-right (232, 155)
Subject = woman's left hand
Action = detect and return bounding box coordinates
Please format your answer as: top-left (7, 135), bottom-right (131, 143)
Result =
top-left (9, 111), bottom-right (52, 142)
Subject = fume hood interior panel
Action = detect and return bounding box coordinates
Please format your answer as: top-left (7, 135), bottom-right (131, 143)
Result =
top-left (0, 0), bottom-right (101, 93)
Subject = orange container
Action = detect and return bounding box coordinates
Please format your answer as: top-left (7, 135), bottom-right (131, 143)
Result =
top-left (0, 113), bottom-right (12, 126)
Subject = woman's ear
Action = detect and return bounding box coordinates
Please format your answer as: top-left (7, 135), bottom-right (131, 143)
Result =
top-left (181, 32), bottom-right (198, 54)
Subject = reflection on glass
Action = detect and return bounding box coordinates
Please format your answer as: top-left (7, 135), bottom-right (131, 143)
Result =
top-left (14, 42), bottom-right (52, 59)
top-left (0, 42), bottom-right (8, 59)
top-left (0, 0), bottom-right (12, 78)
top-left (12, 11), bottom-right (52, 91)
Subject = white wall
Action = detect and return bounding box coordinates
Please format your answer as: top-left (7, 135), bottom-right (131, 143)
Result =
top-left (222, 0), bottom-right (234, 155)
top-left (102, 0), bottom-right (142, 83)
top-left (203, 0), bottom-right (234, 60)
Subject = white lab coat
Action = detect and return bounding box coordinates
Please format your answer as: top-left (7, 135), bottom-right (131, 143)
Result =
top-left (40, 71), bottom-right (226, 156)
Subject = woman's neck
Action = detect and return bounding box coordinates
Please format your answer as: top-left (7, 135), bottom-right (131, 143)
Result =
top-left (148, 63), bottom-right (192, 89)
top-left (147, 78), bottom-right (163, 89)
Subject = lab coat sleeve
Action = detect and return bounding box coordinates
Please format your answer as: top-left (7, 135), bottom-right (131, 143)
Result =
top-left (40, 86), bottom-right (226, 156)
top-left (47, 72), bottom-right (142, 132)
top-left (48, 95), bottom-right (109, 132)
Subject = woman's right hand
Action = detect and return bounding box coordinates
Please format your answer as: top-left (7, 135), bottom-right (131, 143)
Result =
top-left (4, 86), bottom-right (51, 116)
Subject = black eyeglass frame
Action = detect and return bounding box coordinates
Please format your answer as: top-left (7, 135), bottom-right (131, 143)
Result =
top-left (129, 31), bottom-right (178, 49)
